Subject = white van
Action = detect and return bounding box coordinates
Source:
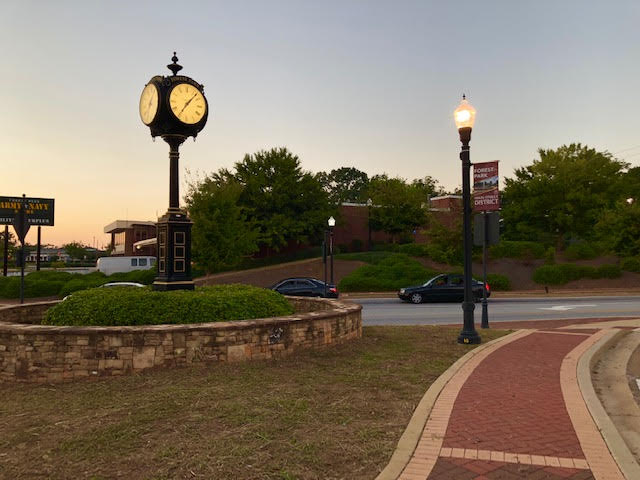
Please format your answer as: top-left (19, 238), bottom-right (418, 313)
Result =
top-left (96, 256), bottom-right (156, 276)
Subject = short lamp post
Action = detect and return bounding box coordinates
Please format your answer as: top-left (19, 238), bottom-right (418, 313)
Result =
top-left (328, 216), bottom-right (336, 285)
top-left (366, 198), bottom-right (373, 250)
top-left (454, 95), bottom-right (481, 345)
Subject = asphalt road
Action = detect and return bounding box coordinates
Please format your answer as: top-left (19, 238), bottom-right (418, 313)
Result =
top-left (354, 296), bottom-right (640, 325)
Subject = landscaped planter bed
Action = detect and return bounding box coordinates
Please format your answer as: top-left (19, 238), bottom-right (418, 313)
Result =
top-left (0, 297), bottom-right (361, 382)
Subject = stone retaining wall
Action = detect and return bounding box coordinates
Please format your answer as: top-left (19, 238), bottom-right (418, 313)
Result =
top-left (0, 298), bottom-right (362, 383)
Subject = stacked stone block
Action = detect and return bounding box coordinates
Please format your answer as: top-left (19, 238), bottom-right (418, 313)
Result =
top-left (0, 298), bottom-right (362, 383)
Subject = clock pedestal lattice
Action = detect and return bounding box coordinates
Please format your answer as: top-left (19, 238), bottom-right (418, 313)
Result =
top-left (139, 53), bottom-right (209, 291)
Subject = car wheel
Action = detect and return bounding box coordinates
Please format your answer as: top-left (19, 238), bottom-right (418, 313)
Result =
top-left (410, 293), bottom-right (423, 304)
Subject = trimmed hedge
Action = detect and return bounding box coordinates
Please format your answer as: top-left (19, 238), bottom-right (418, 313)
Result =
top-left (532, 263), bottom-right (622, 285)
top-left (43, 284), bottom-right (294, 326)
top-left (621, 257), bottom-right (640, 273)
top-left (563, 242), bottom-right (605, 261)
top-left (338, 254), bottom-right (438, 292)
top-left (0, 268), bottom-right (157, 299)
top-left (486, 273), bottom-right (511, 291)
top-left (489, 241), bottom-right (546, 260)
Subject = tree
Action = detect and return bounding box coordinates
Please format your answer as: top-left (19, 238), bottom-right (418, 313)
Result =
top-left (232, 147), bottom-right (332, 251)
top-left (186, 176), bottom-right (260, 273)
top-left (0, 229), bottom-right (17, 264)
top-left (316, 167), bottom-right (369, 205)
top-left (411, 175), bottom-right (446, 203)
top-left (595, 200), bottom-right (640, 257)
top-left (501, 144), bottom-right (628, 246)
top-left (63, 242), bottom-right (88, 261)
top-left (368, 175), bottom-right (428, 242)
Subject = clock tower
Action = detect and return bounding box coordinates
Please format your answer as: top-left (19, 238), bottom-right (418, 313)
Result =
top-left (139, 53), bottom-right (209, 290)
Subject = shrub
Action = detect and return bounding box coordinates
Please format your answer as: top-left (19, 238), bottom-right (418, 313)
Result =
top-left (338, 254), bottom-right (438, 292)
top-left (544, 247), bottom-right (556, 265)
top-left (335, 251), bottom-right (396, 265)
top-left (533, 263), bottom-right (621, 285)
top-left (563, 242), bottom-right (603, 260)
top-left (596, 264), bottom-right (622, 279)
top-left (621, 257), bottom-right (640, 273)
top-left (489, 241), bottom-right (546, 260)
top-left (43, 284), bottom-right (294, 326)
top-left (397, 243), bottom-right (430, 257)
top-left (486, 273), bottom-right (511, 291)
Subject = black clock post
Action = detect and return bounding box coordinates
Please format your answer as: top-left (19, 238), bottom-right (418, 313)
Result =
top-left (139, 53), bottom-right (209, 291)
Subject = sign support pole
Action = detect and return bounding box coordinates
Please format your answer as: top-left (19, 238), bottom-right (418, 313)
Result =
top-left (19, 196), bottom-right (25, 304)
top-left (2, 225), bottom-right (7, 277)
top-left (481, 212), bottom-right (489, 328)
top-left (36, 226), bottom-right (41, 271)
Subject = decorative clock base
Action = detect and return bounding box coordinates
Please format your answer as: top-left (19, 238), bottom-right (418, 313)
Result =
top-left (152, 208), bottom-right (194, 291)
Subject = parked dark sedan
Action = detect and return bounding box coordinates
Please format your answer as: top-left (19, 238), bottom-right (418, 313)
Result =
top-left (270, 277), bottom-right (339, 298)
top-left (398, 274), bottom-right (490, 304)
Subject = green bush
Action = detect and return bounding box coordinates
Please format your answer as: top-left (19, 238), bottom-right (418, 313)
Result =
top-left (43, 284), bottom-right (294, 327)
top-left (486, 273), bottom-right (511, 291)
top-left (107, 268), bottom-right (156, 285)
top-left (621, 257), bottom-right (640, 273)
top-left (397, 243), bottom-right (430, 257)
top-left (544, 247), bottom-right (556, 265)
top-left (338, 254), bottom-right (438, 292)
top-left (335, 251), bottom-right (396, 265)
top-left (533, 263), bottom-right (622, 285)
top-left (596, 264), bottom-right (622, 279)
top-left (563, 242), bottom-right (604, 260)
top-left (489, 241), bottom-right (546, 260)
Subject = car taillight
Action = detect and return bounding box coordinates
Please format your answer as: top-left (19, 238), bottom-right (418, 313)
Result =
top-left (485, 282), bottom-right (490, 292)
top-left (329, 287), bottom-right (337, 293)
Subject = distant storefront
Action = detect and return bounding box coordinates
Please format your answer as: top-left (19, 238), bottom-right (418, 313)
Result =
top-left (104, 220), bottom-right (157, 257)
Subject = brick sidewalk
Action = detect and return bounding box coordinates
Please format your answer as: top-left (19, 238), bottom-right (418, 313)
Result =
top-left (396, 325), bottom-right (628, 480)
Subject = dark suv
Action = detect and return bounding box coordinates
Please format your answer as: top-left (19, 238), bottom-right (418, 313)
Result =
top-left (398, 274), bottom-right (490, 304)
top-left (270, 277), bottom-right (339, 298)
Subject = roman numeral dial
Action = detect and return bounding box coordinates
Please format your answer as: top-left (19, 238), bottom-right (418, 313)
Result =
top-left (139, 83), bottom-right (159, 125)
top-left (169, 83), bottom-right (206, 125)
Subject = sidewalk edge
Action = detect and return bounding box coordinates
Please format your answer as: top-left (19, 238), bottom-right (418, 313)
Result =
top-left (374, 329), bottom-right (530, 480)
top-left (578, 328), bottom-right (640, 480)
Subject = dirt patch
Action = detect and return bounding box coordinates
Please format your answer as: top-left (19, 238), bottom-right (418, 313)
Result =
top-left (195, 258), bottom-right (366, 288)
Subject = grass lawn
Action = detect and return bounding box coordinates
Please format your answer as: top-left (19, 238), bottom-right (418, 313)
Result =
top-left (0, 326), bottom-right (508, 480)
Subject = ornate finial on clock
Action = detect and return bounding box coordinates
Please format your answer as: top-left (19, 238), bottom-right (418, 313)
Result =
top-left (167, 52), bottom-right (183, 76)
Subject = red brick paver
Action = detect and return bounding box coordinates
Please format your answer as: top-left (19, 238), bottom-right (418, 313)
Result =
top-left (395, 326), bottom-right (628, 480)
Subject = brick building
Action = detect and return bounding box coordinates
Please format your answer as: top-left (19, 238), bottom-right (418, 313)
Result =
top-left (104, 220), bottom-right (157, 256)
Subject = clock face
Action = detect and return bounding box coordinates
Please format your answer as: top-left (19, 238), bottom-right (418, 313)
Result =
top-left (139, 83), bottom-right (159, 125)
top-left (169, 83), bottom-right (206, 124)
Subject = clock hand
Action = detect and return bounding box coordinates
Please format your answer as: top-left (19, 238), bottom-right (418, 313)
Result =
top-left (178, 93), bottom-right (198, 116)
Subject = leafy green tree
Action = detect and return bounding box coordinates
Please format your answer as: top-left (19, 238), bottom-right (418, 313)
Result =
top-left (230, 147), bottom-right (332, 251)
top-left (368, 175), bottom-right (428, 242)
top-left (501, 144), bottom-right (628, 246)
top-left (0, 229), bottom-right (17, 264)
top-left (186, 176), bottom-right (260, 273)
top-left (316, 167), bottom-right (370, 204)
top-left (595, 200), bottom-right (640, 257)
top-left (411, 175), bottom-right (446, 203)
top-left (63, 242), bottom-right (88, 261)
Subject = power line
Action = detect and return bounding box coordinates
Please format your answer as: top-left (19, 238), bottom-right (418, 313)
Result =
top-left (613, 145), bottom-right (640, 155)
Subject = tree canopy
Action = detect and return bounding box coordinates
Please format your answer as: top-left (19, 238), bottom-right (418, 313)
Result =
top-left (185, 176), bottom-right (259, 273)
top-left (501, 144), bottom-right (628, 246)
top-left (316, 167), bottom-right (369, 205)
top-left (368, 175), bottom-right (428, 242)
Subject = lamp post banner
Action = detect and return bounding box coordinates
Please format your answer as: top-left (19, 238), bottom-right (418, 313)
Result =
top-left (473, 161), bottom-right (500, 211)
top-left (0, 197), bottom-right (55, 226)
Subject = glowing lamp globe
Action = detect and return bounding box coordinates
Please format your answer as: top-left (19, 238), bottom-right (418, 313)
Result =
top-left (454, 96), bottom-right (476, 130)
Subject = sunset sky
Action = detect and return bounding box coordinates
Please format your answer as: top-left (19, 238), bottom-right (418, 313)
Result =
top-left (1, 0), bottom-right (639, 247)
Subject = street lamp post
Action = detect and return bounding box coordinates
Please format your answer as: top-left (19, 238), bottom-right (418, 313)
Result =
top-left (328, 216), bottom-right (336, 285)
top-left (454, 95), bottom-right (481, 345)
top-left (366, 198), bottom-right (373, 250)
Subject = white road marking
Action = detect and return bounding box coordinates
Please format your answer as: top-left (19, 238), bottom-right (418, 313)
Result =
top-left (539, 304), bottom-right (598, 311)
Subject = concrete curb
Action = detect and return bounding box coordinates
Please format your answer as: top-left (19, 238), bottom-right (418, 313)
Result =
top-left (374, 329), bottom-right (530, 480)
top-left (578, 329), bottom-right (640, 480)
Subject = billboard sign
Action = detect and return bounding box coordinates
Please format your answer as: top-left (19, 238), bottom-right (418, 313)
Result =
top-left (0, 196), bottom-right (55, 226)
top-left (473, 161), bottom-right (499, 211)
